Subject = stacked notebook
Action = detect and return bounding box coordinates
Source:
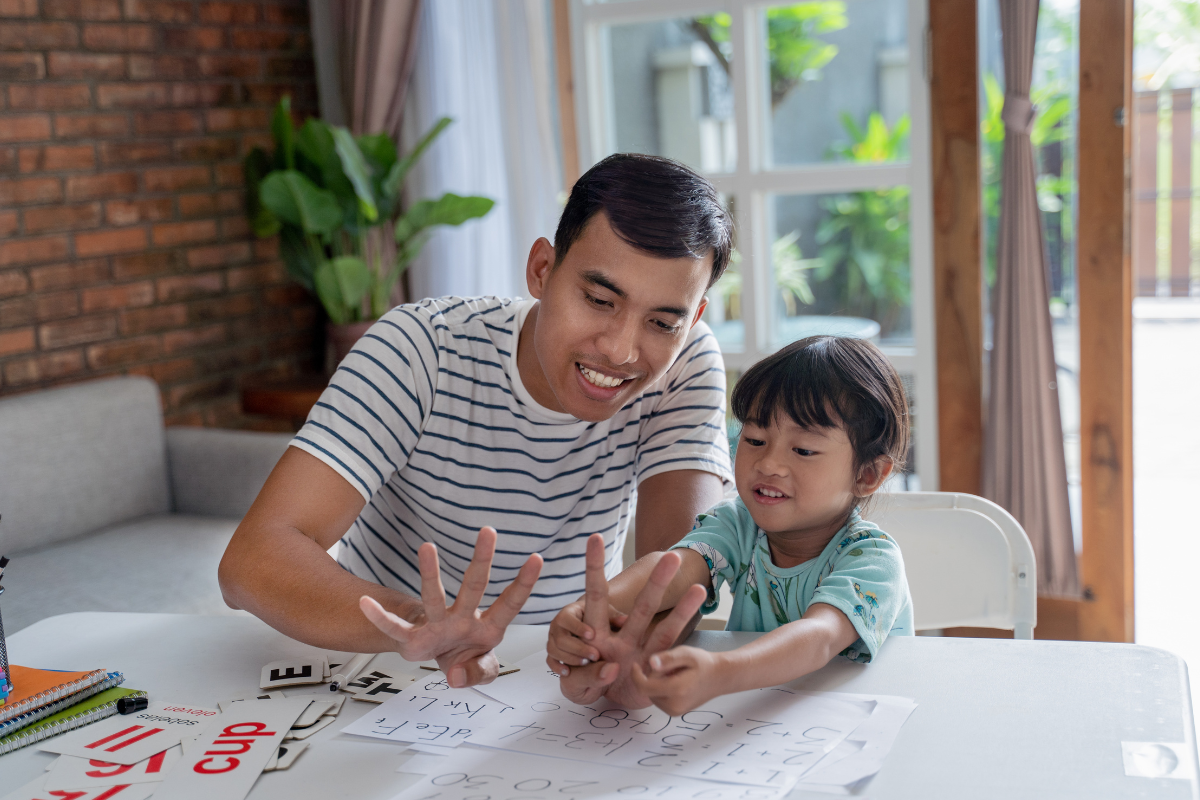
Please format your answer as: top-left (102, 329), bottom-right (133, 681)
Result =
top-left (0, 666), bottom-right (143, 754)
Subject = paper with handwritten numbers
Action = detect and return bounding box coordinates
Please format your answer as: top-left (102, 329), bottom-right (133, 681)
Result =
top-left (340, 673), bottom-right (514, 747)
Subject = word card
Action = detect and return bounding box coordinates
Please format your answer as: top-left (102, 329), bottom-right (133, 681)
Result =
top-left (0, 775), bottom-right (157, 800)
top-left (264, 741), bottom-right (308, 771)
top-left (151, 697), bottom-right (311, 800)
top-left (341, 674), bottom-right (514, 747)
top-left (391, 746), bottom-right (792, 800)
top-left (469, 687), bottom-right (874, 787)
top-left (41, 702), bottom-right (218, 765)
top-left (284, 714), bottom-right (336, 740)
top-left (44, 746), bottom-right (182, 791)
top-left (220, 691), bottom-right (286, 713)
top-left (293, 698), bottom-right (338, 728)
top-left (260, 657), bottom-right (327, 689)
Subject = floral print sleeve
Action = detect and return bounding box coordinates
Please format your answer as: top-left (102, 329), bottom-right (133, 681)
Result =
top-left (669, 499), bottom-right (755, 614)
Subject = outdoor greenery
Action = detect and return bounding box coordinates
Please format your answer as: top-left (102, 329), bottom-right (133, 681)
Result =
top-left (709, 231), bottom-right (821, 321)
top-left (692, 2), bottom-right (848, 108)
top-left (244, 98), bottom-right (494, 324)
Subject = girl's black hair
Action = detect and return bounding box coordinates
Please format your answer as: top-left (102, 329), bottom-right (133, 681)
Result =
top-left (731, 336), bottom-right (910, 474)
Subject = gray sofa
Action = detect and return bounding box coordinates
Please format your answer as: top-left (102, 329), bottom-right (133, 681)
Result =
top-left (0, 376), bottom-right (293, 634)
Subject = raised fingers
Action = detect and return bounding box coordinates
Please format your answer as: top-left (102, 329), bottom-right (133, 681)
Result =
top-left (619, 550), bottom-right (682, 643)
top-left (442, 651), bottom-right (499, 688)
top-left (484, 552), bottom-right (543, 630)
top-left (581, 534), bottom-right (611, 634)
top-left (418, 542), bottom-right (447, 623)
top-left (454, 527), bottom-right (497, 613)
top-left (360, 595), bottom-right (415, 642)
top-left (642, 583), bottom-right (708, 655)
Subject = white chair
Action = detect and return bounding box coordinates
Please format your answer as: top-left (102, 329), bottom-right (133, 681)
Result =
top-left (865, 491), bottom-right (1037, 639)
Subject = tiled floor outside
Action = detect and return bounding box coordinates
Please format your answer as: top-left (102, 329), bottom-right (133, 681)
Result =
top-left (1133, 298), bottom-right (1200, 731)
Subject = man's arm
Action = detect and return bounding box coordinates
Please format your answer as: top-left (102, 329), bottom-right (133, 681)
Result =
top-left (634, 469), bottom-right (726, 558)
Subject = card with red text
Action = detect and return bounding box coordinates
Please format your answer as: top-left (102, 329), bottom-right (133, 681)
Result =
top-left (44, 746), bottom-right (182, 791)
top-left (150, 698), bottom-right (310, 800)
top-left (0, 774), bottom-right (157, 800)
top-left (40, 703), bottom-right (218, 765)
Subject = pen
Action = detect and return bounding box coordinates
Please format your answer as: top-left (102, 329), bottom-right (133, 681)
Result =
top-left (329, 652), bottom-right (373, 692)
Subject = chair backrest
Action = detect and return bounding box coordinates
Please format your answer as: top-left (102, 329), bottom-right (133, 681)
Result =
top-left (865, 491), bottom-right (1037, 639)
top-left (0, 376), bottom-right (170, 554)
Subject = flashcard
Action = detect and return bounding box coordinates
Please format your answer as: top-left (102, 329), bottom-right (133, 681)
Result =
top-left (260, 657), bottom-right (327, 689)
top-left (351, 673), bottom-right (418, 703)
top-left (293, 699), bottom-right (336, 728)
top-left (283, 714), bottom-right (335, 740)
top-left (219, 691), bottom-right (286, 712)
top-left (151, 697), bottom-right (310, 800)
top-left (44, 746), bottom-right (182, 791)
top-left (180, 736), bottom-right (198, 755)
top-left (285, 692), bottom-right (346, 716)
top-left (0, 775), bottom-right (157, 800)
top-left (264, 741), bottom-right (308, 771)
top-left (41, 702), bottom-right (218, 765)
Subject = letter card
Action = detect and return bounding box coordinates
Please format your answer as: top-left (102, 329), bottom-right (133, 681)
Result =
top-left (40, 702), bottom-right (218, 765)
top-left (341, 674), bottom-right (513, 747)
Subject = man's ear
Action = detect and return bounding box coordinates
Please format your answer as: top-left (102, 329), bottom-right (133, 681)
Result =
top-left (526, 237), bottom-right (556, 299)
top-left (689, 296), bottom-right (709, 328)
top-left (855, 457), bottom-right (895, 498)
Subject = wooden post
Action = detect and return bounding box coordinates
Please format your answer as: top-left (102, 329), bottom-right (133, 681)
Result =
top-left (1170, 89), bottom-right (1193, 296)
top-left (928, 0), bottom-right (983, 497)
top-left (1132, 92), bottom-right (1159, 297)
top-left (1077, 0), bottom-right (1134, 643)
top-left (553, 0), bottom-right (581, 191)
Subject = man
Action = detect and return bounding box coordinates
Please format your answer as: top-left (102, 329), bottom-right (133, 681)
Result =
top-left (218, 154), bottom-right (734, 687)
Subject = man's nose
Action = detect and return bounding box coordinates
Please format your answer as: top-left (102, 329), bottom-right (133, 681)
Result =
top-left (596, 314), bottom-right (639, 366)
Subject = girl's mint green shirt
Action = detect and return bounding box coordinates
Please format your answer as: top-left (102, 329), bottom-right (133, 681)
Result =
top-left (671, 498), bottom-right (913, 663)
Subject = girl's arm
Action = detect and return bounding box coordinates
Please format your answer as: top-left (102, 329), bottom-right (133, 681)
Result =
top-left (631, 603), bottom-right (860, 715)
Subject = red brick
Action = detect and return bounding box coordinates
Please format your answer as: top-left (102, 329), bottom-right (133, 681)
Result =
top-left (44, 0), bottom-right (122, 19)
top-left (38, 314), bottom-right (117, 348)
top-left (82, 23), bottom-right (155, 50)
top-left (266, 56), bottom-right (312, 79)
top-left (144, 164), bottom-right (208, 192)
top-left (263, 4), bottom-right (306, 25)
top-left (24, 202), bottom-right (101, 233)
top-left (0, 327), bottom-right (36, 356)
top-left (53, 112), bottom-right (128, 139)
top-left (9, 83), bottom-right (92, 110)
top-left (81, 280), bottom-right (154, 311)
top-left (66, 171), bottom-right (136, 200)
top-left (230, 29), bottom-right (292, 50)
top-left (112, 250), bottom-right (174, 278)
top-left (133, 110), bottom-right (199, 136)
top-left (74, 226), bottom-right (146, 256)
top-left (253, 238), bottom-right (279, 259)
top-left (0, 176), bottom-right (62, 205)
top-left (124, 0), bottom-right (192, 22)
top-left (152, 219), bottom-right (217, 247)
top-left (0, 236), bottom-right (69, 267)
top-left (0, 148), bottom-right (14, 175)
top-left (177, 191), bottom-right (216, 217)
top-left (97, 82), bottom-right (168, 108)
top-left (105, 196), bottom-right (171, 225)
top-left (172, 138), bottom-right (237, 168)
top-left (0, 53), bottom-right (45, 80)
top-left (197, 54), bottom-right (260, 78)
top-left (0, 209), bottom-right (15, 237)
top-left (220, 215), bottom-right (249, 238)
top-left (97, 141), bottom-right (167, 166)
top-left (3, 350), bottom-right (86, 385)
top-left (0, 0), bottom-right (38, 17)
top-left (157, 270), bottom-right (223, 300)
top-left (163, 27), bottom-right (222, 50)
top-left (0, 115), bottom-right (51, 143)
top-left (119, 302), bottom-right (185, 333)
top-left (151, 355), bottom-right (197, 382)
top-left (0, 22), bottom-right (79, 49)
top-left (127, 53), bottom-right (195, 80)
top-left (0, 269), bottom-right (30, 297)
top-left (265, 284), bottom-right (308, 306)
top-left (86, 335), bottom-right (160, 368)
top-left (198, 1), bottom-right (256, 23)
top-left (0, 296), bottom-right (33, 326)
top-left (30, 258), bottom-right (108, 290)
top-left (19, 144), bottom-right (95, 172)
top-left (163, 322), bottom-right (225, 354)
top-left (189, 293), bottom-right (254, 320)
top-left (214, 162), bottom-right (242, 187)
top-left (47, 51), bottom-right (123, 78)
top-left (166, 375), bottom-right (234, 408)
top-left (169, 81), bottom-right (237, 107)
top-left (244, 82), bottom-right (303, 106)
top-left (204, 107), bottom-right (269, 133)
top-left (187, 241), bottom-right (250, 269)
top-left (35, 289), bottom-right (80, 320)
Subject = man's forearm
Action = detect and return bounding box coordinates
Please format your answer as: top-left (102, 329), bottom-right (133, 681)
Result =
top-left (219, 522), bottom-right (424, 653)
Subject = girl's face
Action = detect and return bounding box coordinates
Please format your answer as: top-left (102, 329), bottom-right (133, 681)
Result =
top-left (734, 416), bottom-right (881, 551)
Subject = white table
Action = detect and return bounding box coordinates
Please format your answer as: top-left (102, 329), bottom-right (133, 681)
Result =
top-left (1, 613), bottom-right (1197, 799)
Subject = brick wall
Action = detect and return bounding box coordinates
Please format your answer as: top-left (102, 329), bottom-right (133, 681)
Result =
top-left (0, 0), bottom-right (320, 427)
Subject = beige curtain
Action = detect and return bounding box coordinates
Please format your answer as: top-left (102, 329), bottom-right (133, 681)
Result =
top-left (982, 0), bottom-right (1079, 596)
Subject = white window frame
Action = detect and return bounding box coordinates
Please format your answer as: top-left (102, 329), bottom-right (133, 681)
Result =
top-left (569, 0), bottom-right (939, 489)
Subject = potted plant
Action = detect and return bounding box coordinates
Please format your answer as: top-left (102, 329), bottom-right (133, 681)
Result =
top-left (244, 97), bottom-right (494, 367)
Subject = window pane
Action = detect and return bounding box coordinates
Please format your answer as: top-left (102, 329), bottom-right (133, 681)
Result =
top-left (704, 194), bottom-right (743, 351)
top-left (604, 16), bottom-right (736, 173)
top-left (770, 189), bottom-right (912, 347)
top-left (763, 0), bottom-right (910, 167)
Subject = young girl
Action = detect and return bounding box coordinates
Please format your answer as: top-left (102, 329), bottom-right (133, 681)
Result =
top-left (547, 335), bottom-right (913, 714)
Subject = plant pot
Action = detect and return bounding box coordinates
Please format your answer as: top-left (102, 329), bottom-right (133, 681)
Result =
top-left (326, 320), bottom-right (376, 373)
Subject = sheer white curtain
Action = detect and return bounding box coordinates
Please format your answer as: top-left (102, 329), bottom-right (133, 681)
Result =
top-left (403, 0), bottom-right (563, 302)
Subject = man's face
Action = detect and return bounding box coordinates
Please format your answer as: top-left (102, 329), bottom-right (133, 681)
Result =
top-left (522, 213), bottom-right (712, 422)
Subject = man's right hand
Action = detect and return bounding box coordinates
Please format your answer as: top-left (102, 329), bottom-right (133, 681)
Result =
top-left (360, 526), bottom-right (542, 688)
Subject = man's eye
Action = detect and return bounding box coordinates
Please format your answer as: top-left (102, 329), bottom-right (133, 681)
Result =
top-left (585, 293), bottom-right (611, 307)
top-left (653, 319), bottom-right (680, 333)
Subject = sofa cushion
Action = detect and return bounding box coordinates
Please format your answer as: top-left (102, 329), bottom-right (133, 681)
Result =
top-left (0, 377), bottom-right (170, 554)
top-left (0, 514), bottom-right (246, 634)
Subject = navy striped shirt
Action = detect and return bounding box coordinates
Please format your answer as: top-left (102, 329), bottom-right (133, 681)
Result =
top-left (291, 296), bottom-right (733, 623)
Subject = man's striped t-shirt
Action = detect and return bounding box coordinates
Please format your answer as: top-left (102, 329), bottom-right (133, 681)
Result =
top-left (291, 295), bottom-right (733, 623)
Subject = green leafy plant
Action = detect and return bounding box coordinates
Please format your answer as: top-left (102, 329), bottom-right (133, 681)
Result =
top-left (244, 98), bottom-right (495, 324)
top-left (710, 232), bottom-right (820, 320)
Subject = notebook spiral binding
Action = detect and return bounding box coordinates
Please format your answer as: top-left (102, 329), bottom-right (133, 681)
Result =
top-left (0, 585), bottom-right (10, 697)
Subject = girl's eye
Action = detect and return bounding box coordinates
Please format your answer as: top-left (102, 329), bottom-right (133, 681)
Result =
top-left (743, 437), bottom-right (765, 447)
top-left (793, 448), bottom-right (816, 457)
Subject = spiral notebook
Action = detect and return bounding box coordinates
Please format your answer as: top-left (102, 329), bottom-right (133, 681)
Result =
top-left (0, 671), bottom-right (124, 740)
top-left (0, 686), bottom-right (145, 755)
top-left (0, 665), bottom-right (110, 722)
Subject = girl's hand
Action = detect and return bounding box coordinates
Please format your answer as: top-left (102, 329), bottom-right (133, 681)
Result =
top-left (546, 601), bottom-right (628, 674)
top-left (631, 646), bottom-right (725, 716)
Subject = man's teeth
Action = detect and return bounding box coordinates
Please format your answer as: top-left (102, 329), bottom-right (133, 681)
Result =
top-left (759, 488), bottom-right (784, 498)
top-left (579, 364), bottom-right (626, 388)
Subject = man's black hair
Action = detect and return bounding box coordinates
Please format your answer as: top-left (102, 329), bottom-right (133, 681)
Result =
top-left (731, 336), bottom-right (910, 474)
top-left (553, 153), bottom-right (733, 288)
